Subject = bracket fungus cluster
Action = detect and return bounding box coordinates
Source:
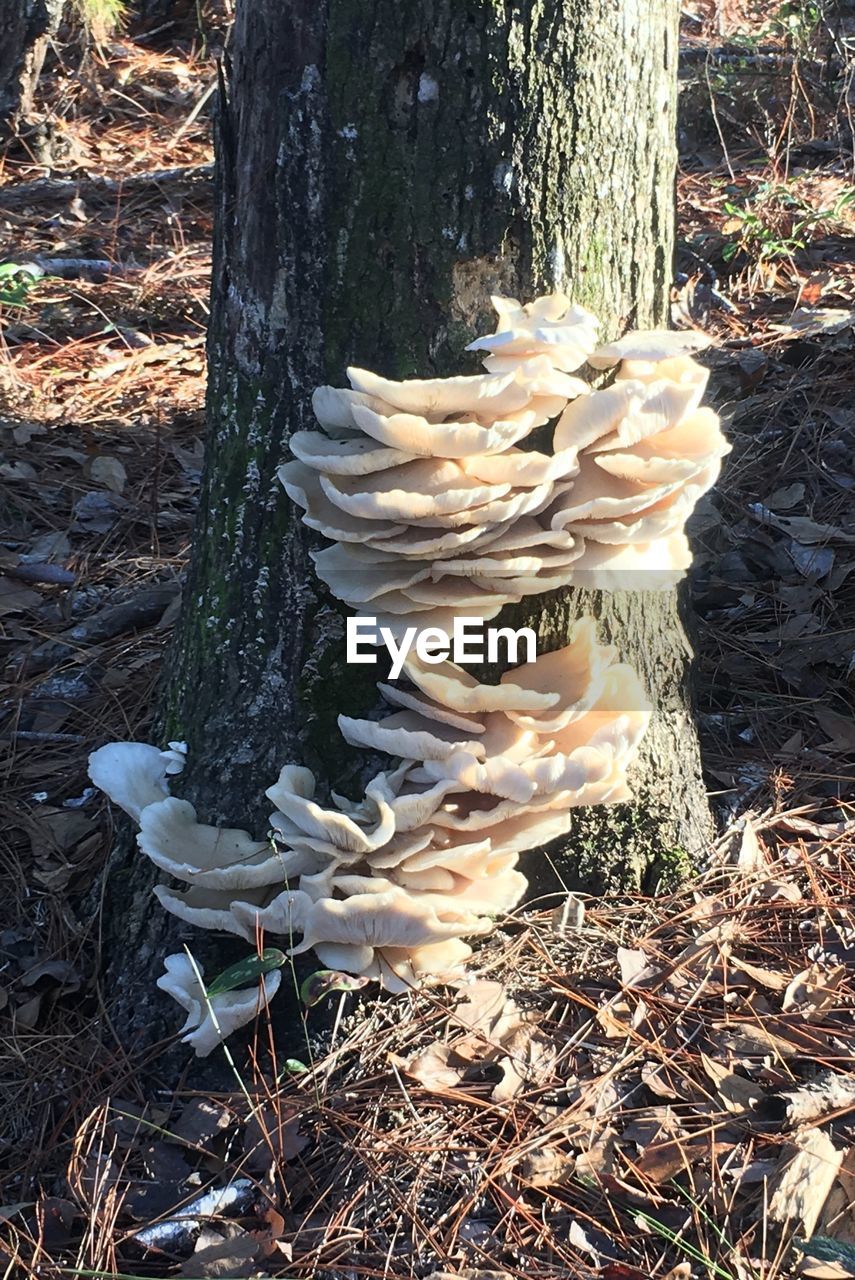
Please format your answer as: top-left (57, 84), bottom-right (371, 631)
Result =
top-left (89, 621), bottom-right (650, 1054)
top-left (89, 294), bottom-right (725, 1055)
top-left (280, 292), bottom-right (729, 615)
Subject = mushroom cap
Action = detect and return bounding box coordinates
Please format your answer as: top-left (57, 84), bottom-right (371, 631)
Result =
top-left (290, 885), bottom-right (493, 955)
top-left (376, 835), bottom-right (495, 876)
top-left (337, 710), bottom-right (487, 762)
top-left (548, 664), bottom-right (652, 759)
top-left (402, 650), bottom-right (559, 715)
top-left (157, 952), bottom-right (282, 1058)
top-left (312, 385), bottom-right (405, 432)
top-left (384, 776), bottom-right (466, 833)
top-left (501, 616), bottom-right (618, 732)
top-left (351, 403), bottom-right (538, 459)
top-left (591, 406), bottom-right (729, 468)
top-left (561, 533), bottom-right (693, 590)
top-left (403, 576), bottom-right (524, 610)
top-left (430, 802), bottom-right (577, 854)
top-left (278, 461), bottom-right (404, 543)
top-left (553, 382), bottom-right (643, 453)
top-left (359, 826), bottom-right (439, 869)
top-left (322, 867), bottom-right (526, 917)
top-left (559, 466), bottom-right (720, 546)
top-left (459, 448), bottom-right (578, 487)
top-left (548, 459), bottom-right (689, 526)
top-left (361, 583), bottom-right (512, 617)
top-left (392, 937), bottom-right (473, 977)
top-left (265, 765), bottom-right (396, 853)
top-left (421, 748), bottom-right (537, 803)
top-left (488, 356), bottom-right (590, 403)
top-left (368, 599), bottom-right (510, 635)
top-left (88, 741), bottom-right (170, 823)
top-left (348, 365), bottom-right (533, 417)
top-left (153, 883), bottom-right (270, 939)
top-left (319, 459), bottom-right (512, 522)
top-left (359, 520), bottom-right (503, 559)
top-left (588, 328), bottom-right (712, 369)
top-left (138, 796), bottom-right (306, 889)
top-left (615, 350), bottom-right (709, 400)
top-left (310, 543), bottom-right (432, 604)
top-left (290, 429), bottom-right (419, 475)
top-left (466, 293), bottom-right (599, 373)
top-left (382, 477), bottom-right (559, 531)
top-left (467, 518), bottom-right (576, 555)
top-left (443, 543), bottom-right (583, 578)
top-left (376, 680), bottom-right (487, 733)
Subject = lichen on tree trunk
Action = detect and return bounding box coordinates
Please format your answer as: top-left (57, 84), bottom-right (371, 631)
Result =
top-left (100, 0), bottom-right (712, 1046)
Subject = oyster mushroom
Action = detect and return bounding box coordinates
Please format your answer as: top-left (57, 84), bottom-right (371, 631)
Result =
top-left (157, 952), bottom-right (282, 1058)
top-left (88, 741), bottom-right (171, 823)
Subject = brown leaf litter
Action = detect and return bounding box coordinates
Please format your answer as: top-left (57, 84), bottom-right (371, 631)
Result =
top-left (3, 829), bottom-right (853, 1279)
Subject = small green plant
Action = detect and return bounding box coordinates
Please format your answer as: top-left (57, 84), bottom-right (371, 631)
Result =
top-left (721, 181), bottom-right (855, 268)
top-left (767, 0), bottom-right (823, 54)
top-left (72, 0), bottom-right (128, 41)
top-left (0, 262), bottom-right (43, 307)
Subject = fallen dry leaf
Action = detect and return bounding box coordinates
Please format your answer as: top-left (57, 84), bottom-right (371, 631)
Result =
top-left (780, 1073), bottom-right (855, 1126)
top-left (814, 707), bottom-right (855, 753)
top-left (737, 816), bottom-right (765, 870)
top-left (815, 1148), bottom-right (855, 1266)
top-left (661, 1266), bottom-right (693, 1280)
top-left (783, 964), bottom-right (846, 1020)
top-left (551, 893), bottom-right (585, 935)
top-left (393, 1043), bottom-right (461, 1093)
top-left (518, 1144), bottom-right (575, 1188)
top-left (87, 455), bottom-right (128, 494)
top-left (596, 997), bottom-right (636, 1039)
top-left (180, 1226), bottom-right (260, 1278)
top-left (768, 1128), bottom-right (844, 1238)
top-left (0, 576), bottom-right (41, 615)
top-left (701, 1052), bottom-right (764, 1115)
top-left (617, 946), bottom-right (649, 986)
top-left (729, 954), bottom-right (792, 991)
top-left (634, 1135), bottom-right (712, 1183)
top-left (492, 1026), bottom-right (556, 1102)
top-left (574, 1126), bottom-right (619, 1180)
top-left (425, 1271), bottom-right (513, 1280)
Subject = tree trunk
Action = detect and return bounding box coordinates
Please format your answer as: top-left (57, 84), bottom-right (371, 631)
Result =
top-left (0, 0), bottom-right (63, 137)
top-left (101, 0), bottom-right (712, 1047)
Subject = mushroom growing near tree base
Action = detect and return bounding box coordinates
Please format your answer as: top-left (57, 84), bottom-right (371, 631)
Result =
top-left (88, 293), bottom-right (724, 1054)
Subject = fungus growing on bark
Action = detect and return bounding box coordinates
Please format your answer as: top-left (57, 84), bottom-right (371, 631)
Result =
top-left (284, 293), bottom-right (724, 606)
top-left (89, 293), bottom-right (725, 1054)
top-left (89, 615), bottom-right (650, 1052)
top-left (157, 953), bottom-right (282, 1057)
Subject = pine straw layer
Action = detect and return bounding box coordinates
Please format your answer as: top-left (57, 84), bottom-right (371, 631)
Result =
top-left (2, 822), bottom-right (854, 1279)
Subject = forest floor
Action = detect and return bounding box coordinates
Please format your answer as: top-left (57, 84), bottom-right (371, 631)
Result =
top-left (1, 3), bottom-right (854, 1278)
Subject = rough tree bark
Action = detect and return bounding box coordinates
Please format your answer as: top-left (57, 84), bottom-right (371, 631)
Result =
top-left (0, 0), bottom-right (63, 136)
top-left (101, 0), bottom-right (713, 1047)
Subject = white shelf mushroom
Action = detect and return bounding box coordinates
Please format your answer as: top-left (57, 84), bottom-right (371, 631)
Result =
top-left (88, 741), bottom-right (172, 822)
top-left (88, 294), bottom-right (727, 1054)
top-left (465, 291), bottom-right (600, 374)
top-left (285, 296), bottom-right (723, 607)
top-left (157, 952), bottom-right (281, 1057)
